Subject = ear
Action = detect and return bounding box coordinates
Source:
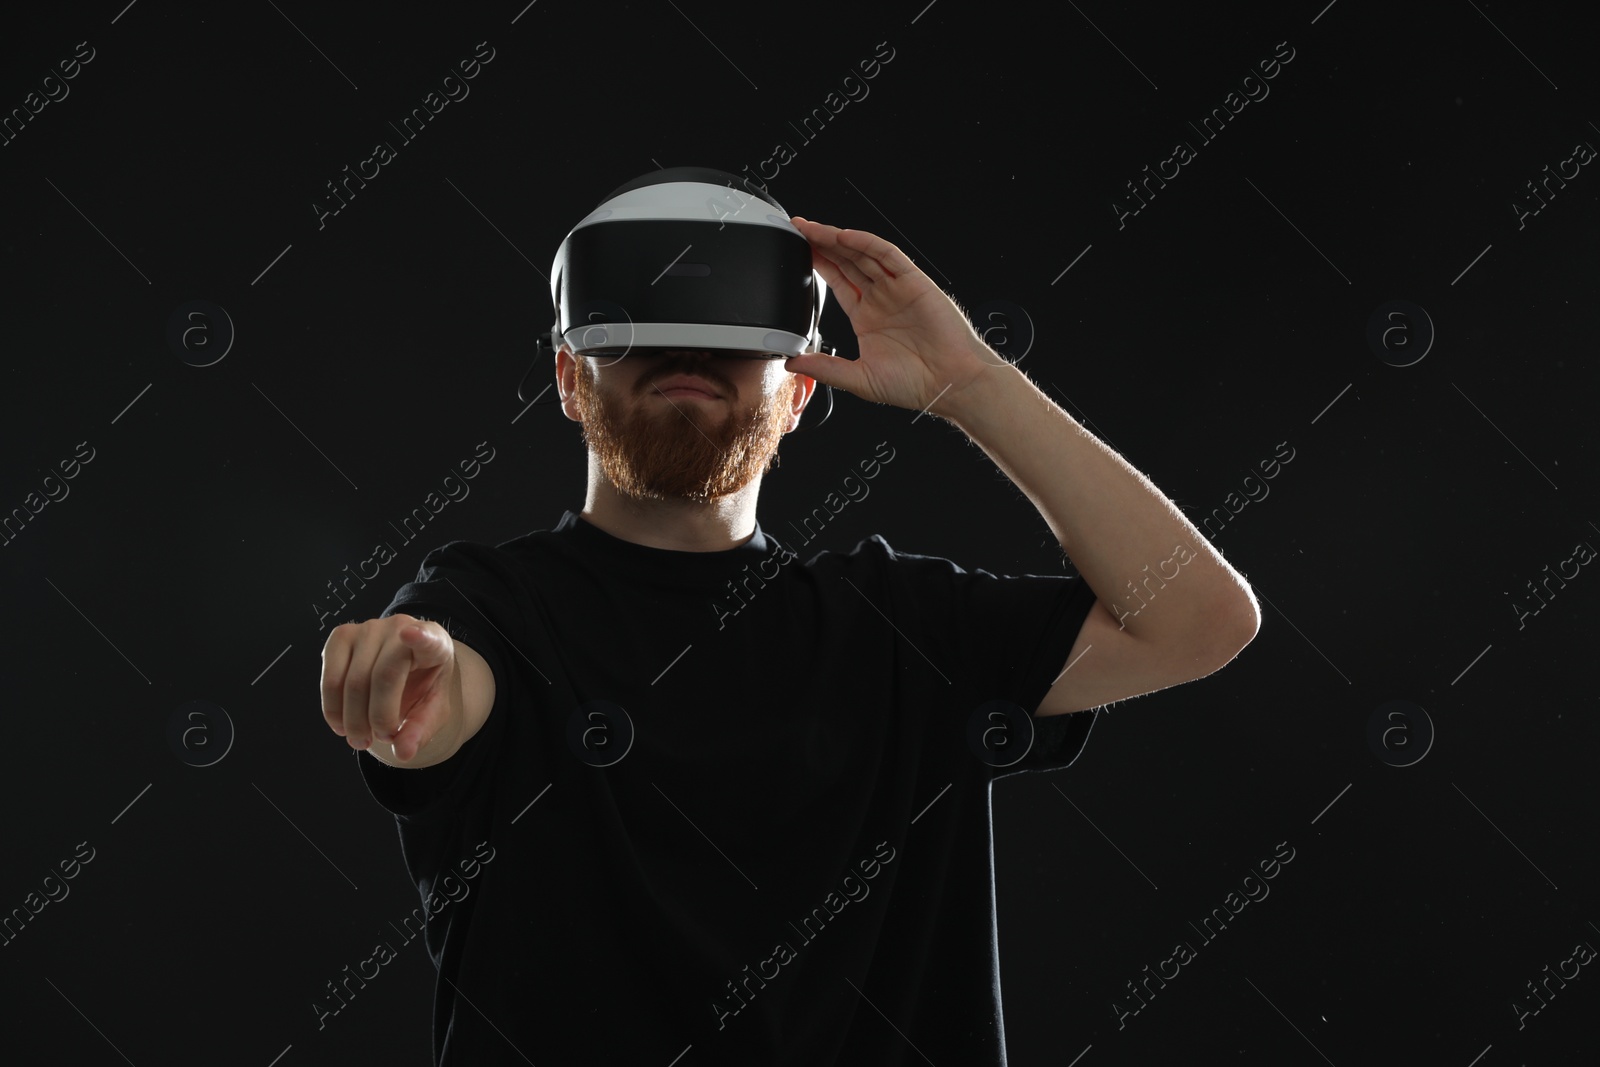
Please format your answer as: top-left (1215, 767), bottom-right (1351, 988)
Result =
top-left (555, 345), bottom-right (582, 422)
top-left (786, 368), bottom-right (818, 432)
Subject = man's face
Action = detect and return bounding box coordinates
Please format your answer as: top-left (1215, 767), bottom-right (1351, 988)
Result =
top-left (563, 348), bottom-right (812, 503)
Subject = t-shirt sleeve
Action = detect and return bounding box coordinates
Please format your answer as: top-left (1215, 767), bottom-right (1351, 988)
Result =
top-left (354, 540), bottom-right (522, 822)
top-left (868, 536), bottom-right (1100, 778)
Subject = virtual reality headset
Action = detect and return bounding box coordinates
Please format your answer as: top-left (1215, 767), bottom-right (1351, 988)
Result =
top-left (518, 165), bottom-right (836, 429)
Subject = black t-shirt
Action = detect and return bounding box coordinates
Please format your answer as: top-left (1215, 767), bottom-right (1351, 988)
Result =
top-left (356, 509), bottom-right (1099, 1066)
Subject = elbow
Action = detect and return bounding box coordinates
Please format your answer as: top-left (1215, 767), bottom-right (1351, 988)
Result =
top-left (1225, 585), bottom-right (1262, 645)
top-left (1201, 601), bottom-right (1260, 670)
top-left (1235, 603), bottom-right (1262, 645)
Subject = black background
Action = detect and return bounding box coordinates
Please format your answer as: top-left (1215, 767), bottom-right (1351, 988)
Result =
top-left (1, 1), bottom-right (1595, 1064)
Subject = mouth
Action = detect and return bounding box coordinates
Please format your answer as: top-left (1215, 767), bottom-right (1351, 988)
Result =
top-left (652, 375), bottom-right (723, 399)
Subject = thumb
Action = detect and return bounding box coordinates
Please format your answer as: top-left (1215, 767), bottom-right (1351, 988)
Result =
top-left (400, 623), bottom-right (453, 669)
top-left (785, 351), bottom-right (864, 396)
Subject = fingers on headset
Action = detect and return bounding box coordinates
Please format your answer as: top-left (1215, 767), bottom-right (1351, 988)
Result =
top-left (814, 257), bottom-right (861, 302)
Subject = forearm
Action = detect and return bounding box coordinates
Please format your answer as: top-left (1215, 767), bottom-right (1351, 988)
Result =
top-left (941, 360), bottom-right (1259, 651)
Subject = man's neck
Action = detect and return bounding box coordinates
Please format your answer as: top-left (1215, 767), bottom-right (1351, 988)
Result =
top-left (579, 477), bottom-right (760, 553)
